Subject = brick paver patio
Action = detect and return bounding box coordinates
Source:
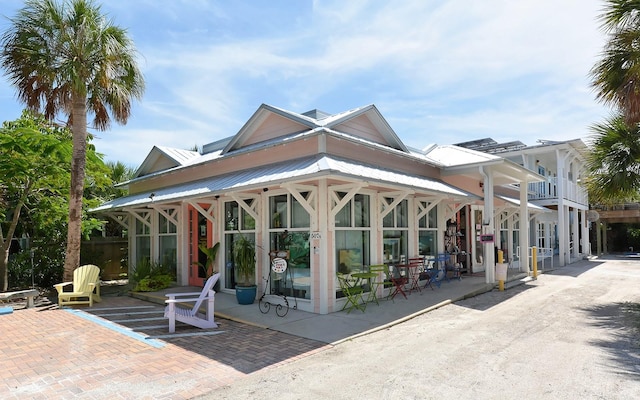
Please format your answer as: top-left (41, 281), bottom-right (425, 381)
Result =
top-left (0, 295), bottom-right (330, 399)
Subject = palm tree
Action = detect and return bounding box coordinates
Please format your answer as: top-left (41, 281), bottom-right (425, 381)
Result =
top-left (0, 0), bottom-right (144, 281)
top-left (591, 0), bottom-right (640, 124)
top-left (586, 114), bottom-right (640, 203)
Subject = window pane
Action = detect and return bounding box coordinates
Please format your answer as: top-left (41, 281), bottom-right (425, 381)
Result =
top-left (159, 235), bottom-right (177, 278)
top-left (428, 207), bottom-right (437, 228)
top-left (383, 209), bottom-right (394, 227)
top-left (135, 217), bottom-right (150, 235)
top-left (354, 194), bottom-right (370, 227)
top-left (419, 202), bottom-right (427, 228)
top-left (383, 230), bottom-right (407, 263)
top-left (270, 195), bottom-right (287, 228)
top-left (397, 200), bottom-right (408, 227)
top-left (419, 231), bottom-right (437, 257)
top-left (335, 200), bottom-right (351, 227)
top-left (135, 236), bottom-right (150, 266)
top-left (267, 231), bottom-right (311, 299)
top-left (225, 202), bottom-right (239, 231)
top-left (335, 230), bottom-right (370, 298)
top-left (291, 195), bottom-right (310, 228)
top-left (241, 208), bottom-right (255, 230)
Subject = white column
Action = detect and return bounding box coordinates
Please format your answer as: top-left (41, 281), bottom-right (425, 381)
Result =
top-left (581, 209), bottom-right (589, 258)
top-left (571, 207), bottom-right (580, 259)
top-left (519, 181), bottom-right (529, 273)
top-left (596, 221), bottom-right (602, 255)
top-left (481, 167), bottom-right (495, 283)
top-left (317, 179), bottom-right (329, 314)
top-left (556, 149), bottom-right (567, 266)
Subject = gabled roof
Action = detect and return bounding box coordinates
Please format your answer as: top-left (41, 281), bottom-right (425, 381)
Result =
top-left (134, 146), bottom-right (200, 178)
top-left (221, 103), bottom-right (408, 154)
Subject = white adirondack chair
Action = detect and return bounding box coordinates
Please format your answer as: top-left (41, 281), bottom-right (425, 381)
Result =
top-left (164, 273), bottom-right (219, 333)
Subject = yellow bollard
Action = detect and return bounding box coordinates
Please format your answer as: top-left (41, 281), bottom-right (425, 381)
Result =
top-left (497, 250), bottom-right (504, 291)
top-left (532, 246), bottom-right (538, 279)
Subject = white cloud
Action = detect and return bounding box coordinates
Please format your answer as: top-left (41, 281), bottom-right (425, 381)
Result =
top-left (0, 0), bottom-right (612, 166)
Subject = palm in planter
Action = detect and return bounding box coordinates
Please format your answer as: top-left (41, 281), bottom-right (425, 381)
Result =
top-left (233, 233), bottom-right (256, 304)
top-left (196, 242), bottom-right (220, 289)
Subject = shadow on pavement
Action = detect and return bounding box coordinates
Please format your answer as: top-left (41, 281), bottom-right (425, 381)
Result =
top-left (580, 301), bottom-right (640, 380)
top-left (82, 294), bottom-right (331, 375)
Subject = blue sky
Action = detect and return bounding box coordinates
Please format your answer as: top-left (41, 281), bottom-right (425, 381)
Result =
top-left (1, 0), bottom-right (610, 168)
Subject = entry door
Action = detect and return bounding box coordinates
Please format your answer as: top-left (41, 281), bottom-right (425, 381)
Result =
top-left (188, 209), bottom-right (209, 287)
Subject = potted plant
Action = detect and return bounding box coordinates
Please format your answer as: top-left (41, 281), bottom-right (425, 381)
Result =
top-left (197, 241), bottom-right (220, 289)
top-left (233, 233), bottom-right (257, 304)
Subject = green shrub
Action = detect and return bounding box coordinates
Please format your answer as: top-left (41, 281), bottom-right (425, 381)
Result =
top-left (8, 246), bottom-right (64, 290)
top-left (134, 274), bottom-right (173, 292)
top-left (131, 259), bottom-right (174, 292)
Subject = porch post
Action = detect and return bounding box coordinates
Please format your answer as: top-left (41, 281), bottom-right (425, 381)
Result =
top-left (571, 207), bottom-right (580, 259)
top-left (318, 179), bottom-right (330, 314)
top-left (480, 166), bottom-right (495, 283)
top-left (519, 180), bottom-right (529, 274)
top-left (596, 221), bottom-right (602, 255)
top-left (556, 149), bottom-right (567, 266)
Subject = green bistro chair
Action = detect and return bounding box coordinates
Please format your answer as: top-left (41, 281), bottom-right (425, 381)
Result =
top-left (337, 273), bottom-right (366, 313)
top-left (368, 264), bottom-right (393, 305)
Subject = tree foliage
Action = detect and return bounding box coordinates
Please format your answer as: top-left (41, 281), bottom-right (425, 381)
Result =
top-left (586, 114), bottom-right (640, 204)
top-left (0, 0), bottom-right (144, 281)
top-left (0, 111), bottom-right (72, 290)
top-left (591, 0), bottom-right (640, 124)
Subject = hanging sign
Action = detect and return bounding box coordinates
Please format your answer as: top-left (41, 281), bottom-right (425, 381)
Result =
top-left (480, 234), bottom-right (495, 243)
top-left (271, 257), bottom-right (288, 273)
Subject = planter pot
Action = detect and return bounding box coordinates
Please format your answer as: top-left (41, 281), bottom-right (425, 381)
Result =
top-left (235, 285), bottom-right (257, 305)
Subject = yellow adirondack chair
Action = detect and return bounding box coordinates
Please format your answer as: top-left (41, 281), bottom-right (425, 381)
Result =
top-left (54, 264), bottom-right (102, 307)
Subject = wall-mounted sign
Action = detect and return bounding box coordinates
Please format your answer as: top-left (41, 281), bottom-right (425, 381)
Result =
top-left (480, 234), bottom-right (495, 243)
top-left (310, 232), bottom-right (321, 240)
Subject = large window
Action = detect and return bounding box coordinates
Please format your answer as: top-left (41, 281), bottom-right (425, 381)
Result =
top-left (224, 200), bottom-right (256, 289)
top-left (267, 194), bottom-right (311, 299)
top-left (418, 201), bottom-right (438, 258)
top-left (335, 193), bottom-right (371, 298)
top-left (383, 198), bottom-right (408, 263)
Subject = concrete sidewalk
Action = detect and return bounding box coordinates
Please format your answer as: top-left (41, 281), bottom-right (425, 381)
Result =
top-left (132, 273), bottom-right (501, 344)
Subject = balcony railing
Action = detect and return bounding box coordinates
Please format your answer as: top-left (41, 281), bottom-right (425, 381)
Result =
top-left (527, 177), bottom-right (587, 205)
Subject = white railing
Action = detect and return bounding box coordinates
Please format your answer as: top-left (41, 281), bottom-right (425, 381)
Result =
top-left (528, 178), bottom-right (587, 205)
top-left (517, 246), bottom-right (554, 271)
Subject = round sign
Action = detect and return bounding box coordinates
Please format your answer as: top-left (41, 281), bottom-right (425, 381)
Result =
top-left (271, 257), bottom-right (287, 273)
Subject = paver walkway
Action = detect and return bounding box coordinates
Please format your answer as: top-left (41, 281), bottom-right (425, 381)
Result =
top-left (1, 295), bottom-right (330, 399)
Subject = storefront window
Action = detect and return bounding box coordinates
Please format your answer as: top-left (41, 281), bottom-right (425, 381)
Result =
top-left (418, 201), bottom-right (438, 257)
top-left (335, 193), bottom-right (371, 299)
top-left (224, 200), bottom-right (256, 289)
top-left (267, 193), bottom-right (311, 299)
top-left (383, 199), bottom-right (408, 263)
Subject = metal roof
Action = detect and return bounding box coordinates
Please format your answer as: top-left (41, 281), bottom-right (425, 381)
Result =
top-left (93, 155), bottom-right (475, 212)
top-left (497, 195), bottom-right (549, 212)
